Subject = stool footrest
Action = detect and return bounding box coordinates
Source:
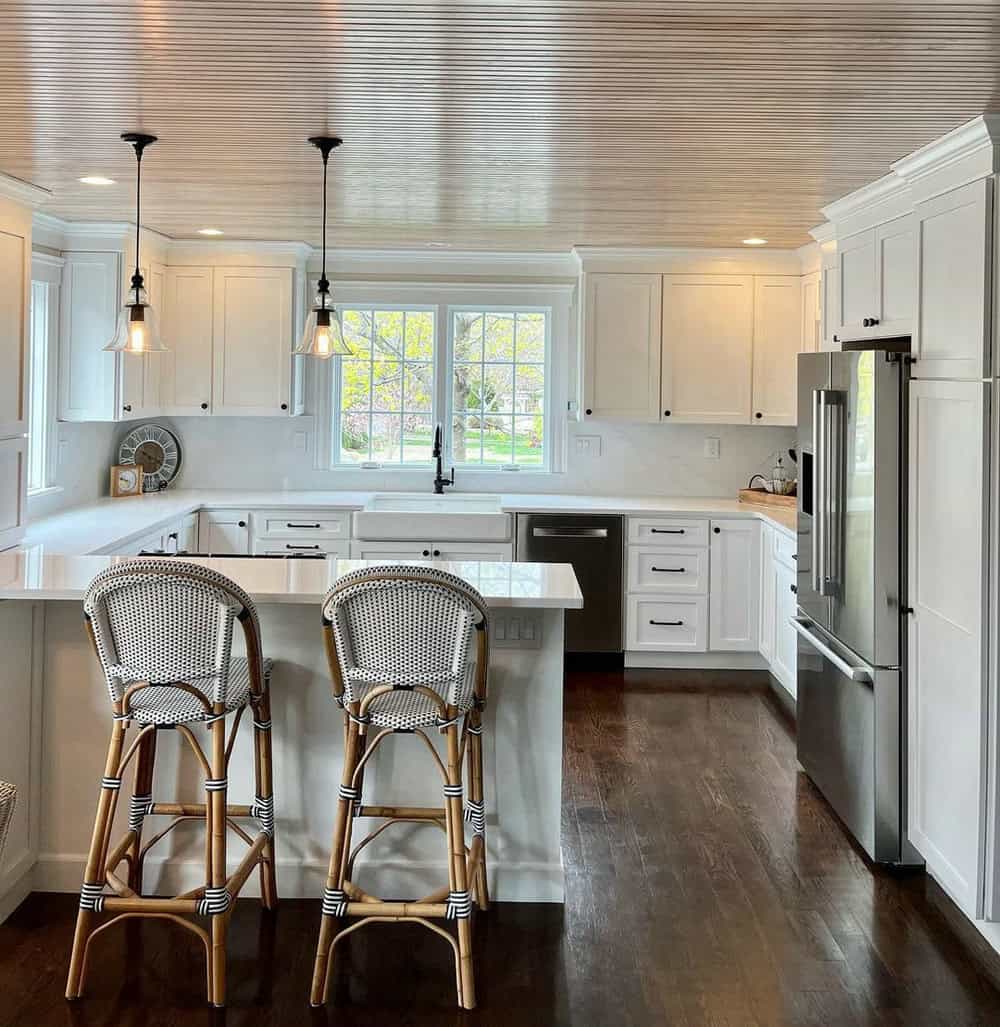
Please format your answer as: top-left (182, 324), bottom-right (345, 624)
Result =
top-left (357, 804), bottom-right (446, 820)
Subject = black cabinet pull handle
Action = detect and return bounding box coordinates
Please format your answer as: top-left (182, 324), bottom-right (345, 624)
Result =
top-left (651, 566), bottom-right (685, 573)
top-left (238, 520), bottom-right (246, 528)
top-left (901, 605), bottom-right (914, 615)
top-left (790, 584), bottom-right (798, 594)
top-left (287, 522), bottom-right (321, 529)
top-left (650, 619), bottom-right (684, 627)
top-left (286, 543), bottom-right (320, 550)
top-left (168, 532), bottom-right (178, 540)
top-left (651, 528), bottom-right (684, 534)
top-left (122, 404), bottom-right (132, 413)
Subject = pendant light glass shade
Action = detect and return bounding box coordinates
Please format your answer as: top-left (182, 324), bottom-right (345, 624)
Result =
top-left (104, 131), bottom-right (164, 355)
top-left (106, 284), bottom-right (166, 354)
top-left (294, 302), bottom-right (350, 359)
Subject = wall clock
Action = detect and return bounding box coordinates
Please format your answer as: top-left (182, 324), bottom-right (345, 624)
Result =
top-left (117, 424), bottom-right (182, 492)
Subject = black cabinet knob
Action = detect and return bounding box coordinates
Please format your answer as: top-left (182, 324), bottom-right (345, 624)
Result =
top-left (713, 526), bottom-right (721, 534)
top-left (280, 402), bottom-right (288, 410)
top-left (870, 316), bottom-right (880, 326)
top-left (238, 520), bottom-right (246, 528)
top-left (833, 335), bottom-right (839, 343)
top-left (755, 412), bottom-right (762, 419)
top-left (863, 318), bottom-right (871, 327)
top-left (790, 584), bottom-right (798, 594)
top-left (122, 404), bottom-right (132, 413)
top-left (201, 402), bottom-right (209, 410)
top-left (433, 549), bottom-right (441, 556)
top-left (422, 549), bottom-right (430, 557)
top-left (585, 408), bottom-right (592, 416)
top-left (664, 410), bottom-right (671, 417)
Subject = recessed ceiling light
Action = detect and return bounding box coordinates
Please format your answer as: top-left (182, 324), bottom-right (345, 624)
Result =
top-left (79, 175), bottom-right (115, 185)
top-left (742, 237), bottom-right (768, 246)
top-left (197, 227), bottom-right (224, 236)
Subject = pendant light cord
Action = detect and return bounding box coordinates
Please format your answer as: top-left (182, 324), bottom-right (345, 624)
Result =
top-left (134, 143), bottom-right (142, 299)
top-left (320, 147), bottom-right (329, 310)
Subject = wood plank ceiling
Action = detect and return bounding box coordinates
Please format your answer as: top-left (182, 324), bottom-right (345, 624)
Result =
top-left (2, 1), bottom-right (999, 250)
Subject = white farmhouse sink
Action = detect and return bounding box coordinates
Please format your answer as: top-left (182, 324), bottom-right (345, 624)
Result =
top-left (352, 493), bottom-right (512, 541)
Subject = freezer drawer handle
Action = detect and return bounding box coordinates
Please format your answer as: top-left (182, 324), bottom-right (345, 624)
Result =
top-left (650, 528), bottom-right (685, 535)
top-left (650, 619), bottom-right (684, 627)
top-left (789, 617), bottom-right (872, 683)
top-left (651, 566), bottom-right (685, 573)
top-left (286, 543), bottom-right (321, 550)
top-left (287, 522), bottom-right (322, 529)
top-left (532, 527), bottom-right (608, 538)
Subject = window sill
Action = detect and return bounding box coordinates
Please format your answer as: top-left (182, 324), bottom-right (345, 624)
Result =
top-left (27, 485), bottom-right (64, 500)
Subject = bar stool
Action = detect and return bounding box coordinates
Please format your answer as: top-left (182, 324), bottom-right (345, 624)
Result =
top-left (0, 780), bottom-right (15, 866)
top-left (310, 565), bottom-right (491, 1010)
top-left (66, 560), bottom-right (278, 1007)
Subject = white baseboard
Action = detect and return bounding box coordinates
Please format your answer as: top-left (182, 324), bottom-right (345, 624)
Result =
top-left (33, 852), bottom-right (564, 904)
top-left (0, 863), bottom-right (33, 924)
top-left (625, 651), bottom-right (770, 671)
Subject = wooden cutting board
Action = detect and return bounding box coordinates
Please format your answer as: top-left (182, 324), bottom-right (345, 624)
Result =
top-left (738, 487), bottom-right (796, 509)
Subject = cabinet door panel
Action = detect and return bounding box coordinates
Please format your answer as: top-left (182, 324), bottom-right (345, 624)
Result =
top-left (212, 267), bottom-right (293, 416)
top-left (161, 267), bottom-right (214, 415)
top-left (914, 178), bottom-right (992, 380)
top-left (821, 264), bottom-right (841, 351)
top-left (0, 230), bottom-right (27, 438)
top-left (772, 562), bottom-right (797, 696)
top-left (800, 271), bottom-right (820, 354)
top-left (199, 510), bottom-right (250, 555)
top-left (875, 215), bottom-right (915, 336)
top-left (838, 230), bottom-right (877, 336)
top-left (752, 276), bottom-right (802, 426)
top-left (582, 273), bottom-right (661, 421)
top-left (709, 518), bottom-right (760, 651)
top-left (58, 252), bottom-right (120, 422)
top-left (0, 436), bottom-right (27, 551)
top-left (661, 275), bottom-right (753, 424)
top-left (907, 379), bottom-right (987, 916)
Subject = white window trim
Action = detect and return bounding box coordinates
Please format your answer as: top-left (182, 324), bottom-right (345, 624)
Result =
top-left (313, 281), bottom-right (572, 477)
top-left (28, 254), bottom-right (63, 498)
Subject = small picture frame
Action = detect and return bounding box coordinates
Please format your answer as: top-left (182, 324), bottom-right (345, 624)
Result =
top-left (110, 464), bottom-right (143, 498)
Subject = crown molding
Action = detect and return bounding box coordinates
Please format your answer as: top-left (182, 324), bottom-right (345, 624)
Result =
top-left (808, 222), bottom-right (836, 244)
top-left (316, 247), bottom-right (579, 279)
top-left (0, 172), bottom-right (50, 208)
top-left (572, 245), bottom-right (802, 275)
top-left (820, 171), bottom-right (912, 238)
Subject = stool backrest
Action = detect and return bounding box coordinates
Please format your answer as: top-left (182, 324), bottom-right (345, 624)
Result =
top-left (83, 559), bottom-right (264, 707)
top-left (322, 565), bottom-right (489, 708)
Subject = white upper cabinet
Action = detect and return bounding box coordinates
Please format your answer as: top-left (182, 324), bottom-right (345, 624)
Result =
top-left (57, 251), bottom-right (121, 422)
top-left (119, 261), bottom-right (165, 421)
top-left (836, 215), bottom-right (914, 342)
top-left (212, 266), bottom-right (293, 416)
top-left (800, 271), bottom-right (820, 354)
top-left (751, 276), bottom-right (802, 426)
top-left (821, 263), bottom-right (841, 351)
top-left (661, 274), bottom-right (753, 424)
top-left (0, 225), bottom-right (27, 439)
top-left (708, 518), bottom-right (760, 651)
top-left (907, 378), bottom-right (988, 917)
top-left (913, 178), bottom-right (992, 381)
top-left (161, 266), bottom-right (214, 415)
top-left (582, 273), bottom-right (662, 422)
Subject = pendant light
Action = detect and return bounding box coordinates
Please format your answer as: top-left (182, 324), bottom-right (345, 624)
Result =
top-left (293, 135), bottom-right (351, 358)
top-left (105, 132), bottom-right (166, 354)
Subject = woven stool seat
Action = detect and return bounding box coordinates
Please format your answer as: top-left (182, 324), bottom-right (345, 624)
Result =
top-left (119, 657), bottom-right (273, 725)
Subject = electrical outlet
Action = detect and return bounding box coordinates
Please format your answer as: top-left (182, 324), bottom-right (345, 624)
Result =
top-left (293, 431), bottom-right (308, 452)
top-left (491, 613), bottom-right (542, 649)
top-left (575, 434), bottom-right (603, 458)
top-left (704, 436), bottom-right (721, 460)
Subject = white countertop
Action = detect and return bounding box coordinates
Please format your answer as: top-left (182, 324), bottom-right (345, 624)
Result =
top-left (22, 489), bottom-right (796, 556)
top-left (0, 554), bottom-right (584, 609)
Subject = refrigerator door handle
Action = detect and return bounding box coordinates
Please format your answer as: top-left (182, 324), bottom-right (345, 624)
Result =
top-left (813, 389), bottom-right (826, 594)
top-left (790, 616), bottom-right (873, 684)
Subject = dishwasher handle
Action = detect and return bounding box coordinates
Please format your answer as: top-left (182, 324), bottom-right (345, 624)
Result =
top-left (790, 617), bottom-right (872, 684)
top-left (531, 526), bottom-right (609, 539)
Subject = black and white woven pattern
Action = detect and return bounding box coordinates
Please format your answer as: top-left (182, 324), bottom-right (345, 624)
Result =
top-left (321, 887), bottom-right (348, 917)
top-left (464, 799), bottom-right (486, 837)
top-left (250, 794), bottom-right (275, 836)
top-left (197, 886), bottom-right (232, 916)
top-left (445, 890), bottom-right (472, 919)
top-left (323, 566), bottom-right (488, 730)
top-left (84, 561), bottom-right (268, 723)
top-left (0, 781), bottom-right (15, 869)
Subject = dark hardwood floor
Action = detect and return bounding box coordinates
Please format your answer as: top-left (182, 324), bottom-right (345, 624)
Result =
top-left (4, 670), bottom-right (1000, 1026)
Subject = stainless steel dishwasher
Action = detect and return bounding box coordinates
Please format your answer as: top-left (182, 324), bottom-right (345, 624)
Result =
top-left (516, 513), bottom-right (623, 653)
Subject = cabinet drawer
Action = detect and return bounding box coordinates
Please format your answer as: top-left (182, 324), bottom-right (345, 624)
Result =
top-left (773, 528), bottom-right (796, 570)
top-left (626, 596), bottom-right (708, 652)
top-left (252, 509), bottom-right (352, 539)
top-left (627, 546), bottom-right (708, 594)
top-left (253, 536), bottom-right (350, 557)
top-left (627, 516), bottom-right (709, 547)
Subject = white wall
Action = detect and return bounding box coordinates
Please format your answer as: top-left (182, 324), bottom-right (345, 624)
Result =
top-left (158, 414), bottom-right (795, 498)
top-left (26, 421), bottom-right (117, 519)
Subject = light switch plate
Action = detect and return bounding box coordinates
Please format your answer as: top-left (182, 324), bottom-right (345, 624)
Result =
top-left (703, 436), bottom-right (721, 460)
top-left (491, 613), bottom-right (542, 649)
top-left (575, 434), bottom-right (602, 458)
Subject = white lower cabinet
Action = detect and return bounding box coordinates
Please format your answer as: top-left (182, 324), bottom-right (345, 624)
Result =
top-left (708, 519), bottom-right (760, 651)
top-left (627, 596), bottom-right (707, 651)
top-left (350, 541), bottom-right (513, 562)
top-left (255, 537), bottom-right (350, 558)
top-left (771, 556), bottom-right (797, 696)
top-left (0, 436), bottom-right (27, 552)
top-left (198, 510), bottom-right (250, 555)
top-left (628, 545), bottom-right (708, 595)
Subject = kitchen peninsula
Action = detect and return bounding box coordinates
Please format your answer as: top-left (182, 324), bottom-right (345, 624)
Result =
top-left (0, 552), bottom-right (582, 922)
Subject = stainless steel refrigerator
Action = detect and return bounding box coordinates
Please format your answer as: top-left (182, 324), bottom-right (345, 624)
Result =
top-left (794, 348), bottom-right (919, 866)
